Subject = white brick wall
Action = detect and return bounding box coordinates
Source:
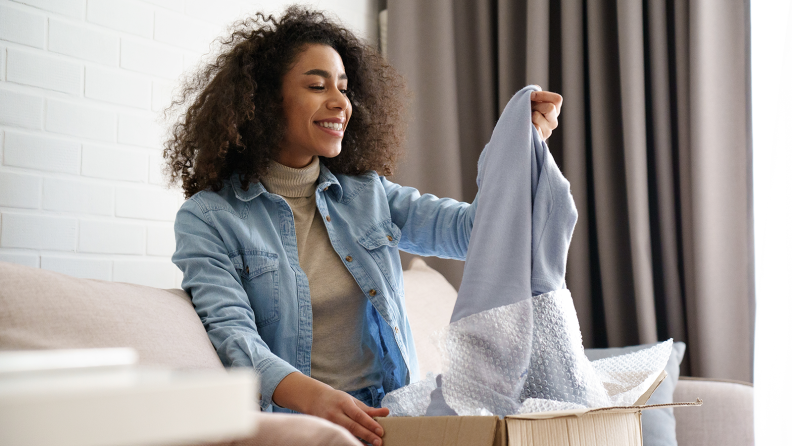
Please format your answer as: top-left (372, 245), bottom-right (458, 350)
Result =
top-left (149, 152), bottom-right (166, 184)
top-left (78, 219), bottom-right (146, 254)
top-left (14, 0), bottom-right (85, 19)
top-left (114, 258), bottom-right (178, 288)
top-left (0, 0), bottom-right (378, 289)
top-left (85, 66), bottom-right (151, 109)
top-left (4, 131), bottom-right (81, 173)
top-left (49, 19), bottom-right (119, 65)
top-left (117, 112), bottom-right (162, 148)
top-left (147, 224), bottom-right (176, 256)
top-left (0, 4), bottom-right (46, 48)
top-left (7, 48), bottom-right (83, 94)
top-left (1, 46), bottom-right (6, 80)
top-left (42, 177), bottom-right (114, 215)
top-left (87, 0), bottom-right (154, 38)
top-left (41, 254), bottom-right (112, 280)
top-left (0, 213), bottom-right (77, 251)
top-left (142, 0), bottom-right (183, 13)
top-left (116, 186), bottom-right (180, 221)
top-left (121, 39), bottom-right (182, 79)
top-left (0, 171), bottom-right (41, 208)
top-left (152, 80), bottom-right (176, 111)
top-left (46, 98), bottom-right (117, 141)
top-left (82, 144), bottom-right (148, 182)
top-left (154, 10), bottom-right (214, 52)
top-left (0, 89), bottom-right (43, 129)
top-left (0, 250), bottom-right (39, 267)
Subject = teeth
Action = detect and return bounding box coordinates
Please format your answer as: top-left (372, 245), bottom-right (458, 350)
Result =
top-left (319, 121), bottom-right (342, 131)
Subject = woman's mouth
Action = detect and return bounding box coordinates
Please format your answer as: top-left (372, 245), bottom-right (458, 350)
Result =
top-left (314, 121), bottom-right (344, 136)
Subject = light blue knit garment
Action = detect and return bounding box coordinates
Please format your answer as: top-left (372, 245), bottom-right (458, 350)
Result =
top-left (426, 85), bottom-right (578, 416)
top-left (450, 85), bottom-right (578, 323)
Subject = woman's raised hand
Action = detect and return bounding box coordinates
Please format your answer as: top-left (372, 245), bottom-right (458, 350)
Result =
top-left (272, 372), bottom-right (389, 446)
top-left (531, 91), bottom-right (563, 141)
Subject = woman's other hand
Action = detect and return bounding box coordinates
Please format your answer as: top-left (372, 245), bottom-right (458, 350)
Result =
top-left (310, 387), bottom-right (389, 446)
top-left (272, 372), bottom-right (389, 446)
top-left (531, 91), bottom-right (563, 141)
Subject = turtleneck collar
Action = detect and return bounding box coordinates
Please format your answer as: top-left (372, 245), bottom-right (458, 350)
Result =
top-left (261, 156), bottom-right (321, 198)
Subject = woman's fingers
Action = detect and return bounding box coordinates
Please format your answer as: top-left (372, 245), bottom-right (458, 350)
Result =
top-left (308, 387), bottom-right (386, 446)
top-left (368, 407), bottom-right (390, 417)
top-left (531, 102), bottom-right (559, 127)
top-left (355, 399), bottom-right (390, 418)
top-left (349, 400), bottom-right (385, 435)
top-left (532, 111), bottom-right (552, 140)
top-left (530, 90), bottom-right (563, 111)
top-left (340, 400), bottom-right (384, 446)
top-left (530, 90), bottom-right (562, 141)
top-left (341, 419), bottom-right (382, 446)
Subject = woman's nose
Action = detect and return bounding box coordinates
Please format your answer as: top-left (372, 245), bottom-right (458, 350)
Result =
top-left (327, 88), bottom-right (349, 111)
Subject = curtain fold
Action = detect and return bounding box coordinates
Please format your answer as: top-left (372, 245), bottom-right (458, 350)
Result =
top-left (387, 0), bottom-right (753, 381)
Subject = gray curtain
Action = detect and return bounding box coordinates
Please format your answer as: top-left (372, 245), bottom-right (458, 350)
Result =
top-left (387, 0), bottom-right (754, 382)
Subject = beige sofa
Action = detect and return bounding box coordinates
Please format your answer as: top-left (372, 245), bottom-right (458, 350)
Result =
top-left (0, 260), bottom-right (753, 445)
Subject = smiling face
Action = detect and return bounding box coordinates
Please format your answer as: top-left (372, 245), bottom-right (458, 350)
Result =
top-left (277, 44), bottom-right (351, 168)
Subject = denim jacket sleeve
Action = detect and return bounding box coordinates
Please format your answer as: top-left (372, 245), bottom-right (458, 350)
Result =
top-left (380, 177), bottom-right (479, 261)
top-left (172, 196), bottom-right (298, 409)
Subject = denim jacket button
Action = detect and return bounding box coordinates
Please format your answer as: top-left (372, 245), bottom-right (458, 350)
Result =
top-left (394, 326), bottom-right (399, 334)
top-left (387, 235), bottom-right (393, 241)
top-left (323, 186), bottom-right (328, 191)
top-left (326, 215), bottom-right (331, 222)
top-left (368, 289), bottom-right (377, 297)
top-left (245, 266), bottom-right (249, 275)
top-left (345, 255), bottom-right (353, 262)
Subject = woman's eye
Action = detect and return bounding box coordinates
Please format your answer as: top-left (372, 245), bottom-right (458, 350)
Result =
top-left (339, 89), bottom-right (348, 95)
top-left (309, 86), bottom-right (324, 91)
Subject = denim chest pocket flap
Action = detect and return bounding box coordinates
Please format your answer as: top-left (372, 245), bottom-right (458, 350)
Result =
top-left (357, 220), bottom-right (402, 250)
top-left (357, 221), bottom-right (402, 293)
top-left (230, 251), bottom-right (280, 326)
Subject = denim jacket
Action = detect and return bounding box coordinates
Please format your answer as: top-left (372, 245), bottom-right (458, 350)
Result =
top-left (172, 163), bottom-right (479, 411)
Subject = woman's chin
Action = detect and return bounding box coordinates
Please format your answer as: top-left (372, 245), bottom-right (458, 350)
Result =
top-left (318, 147), bottom-right (343, 159)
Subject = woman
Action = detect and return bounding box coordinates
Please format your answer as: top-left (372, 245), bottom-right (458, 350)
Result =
top-left (166, 7), bottom-right (562, 446)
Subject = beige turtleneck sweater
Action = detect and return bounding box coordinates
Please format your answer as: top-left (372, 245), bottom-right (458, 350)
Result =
top-left (262, 157), bottom-right (382, 392)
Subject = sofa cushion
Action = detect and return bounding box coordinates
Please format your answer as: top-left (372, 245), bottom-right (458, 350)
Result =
top-left (0, 262), bottom-right (222, 370)
top-left (200, 412), bottom-right (360, 446)
top-left (402, 258), bottom-right (458, 376)
top-left (584, 342), bottom-right (686, 446)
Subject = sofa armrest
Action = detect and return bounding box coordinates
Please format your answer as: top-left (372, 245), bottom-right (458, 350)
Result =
top-left (199, 412), bottom-right (360, 446)
top-left (673, 377), bottom-right (754, 446)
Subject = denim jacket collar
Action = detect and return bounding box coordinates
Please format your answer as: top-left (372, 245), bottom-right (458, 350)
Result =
top-left (230, 163), bottom-right (342, 202)
top-left (317, 162), bottom-right (343, 201)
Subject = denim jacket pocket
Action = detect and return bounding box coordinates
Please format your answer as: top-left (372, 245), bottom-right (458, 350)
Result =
top-left (230, 250), bottom-right (280, 327)
top-left (357, 220), bottom-right (402, 292)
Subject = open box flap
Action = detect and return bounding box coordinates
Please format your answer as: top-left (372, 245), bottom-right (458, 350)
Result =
top-left (506, 370), bottom-right (704, 421)
top-left (633, 370), bottom-right (667, 405)
top-left (504, 397), bottom-right (703, 420)
top-left (585, 398), bottom-right (704, 414)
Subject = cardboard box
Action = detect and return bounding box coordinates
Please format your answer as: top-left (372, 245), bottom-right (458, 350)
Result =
top-left (377, 371), bottom-right (702, 446)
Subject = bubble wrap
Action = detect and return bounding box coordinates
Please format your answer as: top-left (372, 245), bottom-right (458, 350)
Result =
top-left (381, 373), bottom-right (437, 417)
top-left (383, 289), bottom-right (672, 416)
top-left (441, 297), bottom-right (535, 415)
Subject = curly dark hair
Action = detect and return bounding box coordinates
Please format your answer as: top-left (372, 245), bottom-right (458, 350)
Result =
top-left (164, 6), bottom-right (408, 198)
